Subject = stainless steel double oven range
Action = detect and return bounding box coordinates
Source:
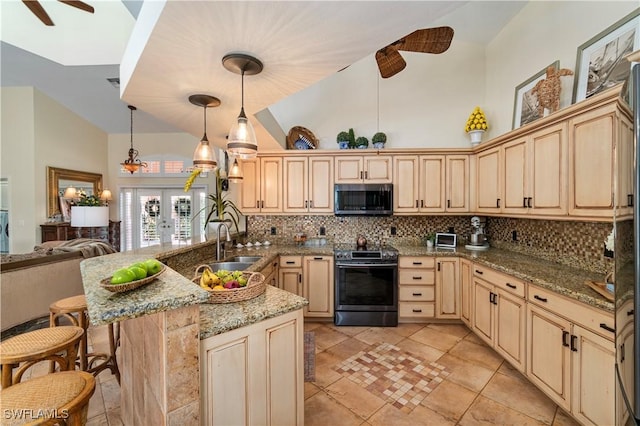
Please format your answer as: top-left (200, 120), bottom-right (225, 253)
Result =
top-left (334, 244), bottom-right (399, 327)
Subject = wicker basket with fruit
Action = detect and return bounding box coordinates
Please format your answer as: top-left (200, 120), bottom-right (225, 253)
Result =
top-left (192, 265), bottom-right (266, 303)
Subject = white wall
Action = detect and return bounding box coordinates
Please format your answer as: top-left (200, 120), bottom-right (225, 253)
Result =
top-left (268, 2), bottom-right (638, 147)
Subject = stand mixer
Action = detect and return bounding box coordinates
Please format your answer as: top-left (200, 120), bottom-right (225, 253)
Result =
top-left (465, 216), bottom-right (490, 251)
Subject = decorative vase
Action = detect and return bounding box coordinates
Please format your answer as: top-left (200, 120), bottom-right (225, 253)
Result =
top-left (468, 130), bottom-right (485, 146)
top-left (373, 142), bottom-right (385, 149)
top-left (337, 141), bottom-right (349, 149)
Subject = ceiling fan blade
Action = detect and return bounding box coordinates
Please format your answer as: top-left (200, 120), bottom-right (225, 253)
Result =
top-left (375, 46), bottom-right (406, 79)
top-left (58, 0), bottom-right (94, 14)
top-left (22, 0), bottom-right (54, 26)
top-left (398, 26), bottom-right (454, 54)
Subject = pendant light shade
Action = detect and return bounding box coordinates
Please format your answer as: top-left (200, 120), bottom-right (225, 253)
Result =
top-left (227, 158), bottom-right (243, 182)
top-left (189, 94), bottom-right (221, 172)
top-left (120, 105), bottom-right (147, 174)
top-left (222, 53), bottom-right (263, 159)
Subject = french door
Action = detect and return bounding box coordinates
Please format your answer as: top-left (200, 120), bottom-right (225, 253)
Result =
top-left (120, 187), bottom-right (207, 251)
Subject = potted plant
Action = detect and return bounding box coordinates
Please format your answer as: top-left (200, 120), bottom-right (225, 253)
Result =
top-left (355, 136), bottom-right (369, 149)
top-left (464, 106), bottom-right (489, 146)
top-left (348, 128), bottom-right (356, 149)
top-left (336, 131), bottom-right (350, 149)
top-left (372, 132), bottom-right (387, 148)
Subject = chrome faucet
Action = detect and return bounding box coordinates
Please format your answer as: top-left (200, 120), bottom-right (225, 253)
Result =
top-left (214, 222), bottom-right (231, 260)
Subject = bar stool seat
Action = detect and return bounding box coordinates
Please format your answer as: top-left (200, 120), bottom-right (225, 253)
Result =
top-left (0, 326), bottom-right (84, 388)
top-left (0, 370), bottom-right (95, 425)
top-left (49, 295), bottom-right (120, 384)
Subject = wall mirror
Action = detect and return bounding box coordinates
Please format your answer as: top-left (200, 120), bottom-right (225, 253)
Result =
top-left (47, 166), bottom-right (103, 218)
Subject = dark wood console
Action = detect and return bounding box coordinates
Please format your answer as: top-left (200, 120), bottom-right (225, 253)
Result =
top-left (40, 221), bottom-right (121, 252)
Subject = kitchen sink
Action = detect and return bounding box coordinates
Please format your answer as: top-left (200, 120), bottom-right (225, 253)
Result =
top-left (228, 256), bottom-right (262, 263)
top-left (208, 262), bottom-right (254, 272)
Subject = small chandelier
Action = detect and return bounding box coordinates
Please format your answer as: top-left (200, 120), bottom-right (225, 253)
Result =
top-left (188, 94), bottom-right (221, 172)
top-left (120, 105), bottom-right (147, 174)
top-left (222, 53), bottom-right (263, 159)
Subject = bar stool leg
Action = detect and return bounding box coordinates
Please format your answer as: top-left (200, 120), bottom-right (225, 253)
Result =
top-left (108, 323), bottom-right (121, 384)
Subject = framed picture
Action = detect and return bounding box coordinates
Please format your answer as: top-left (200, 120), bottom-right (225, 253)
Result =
top-left (512, 61), bottom-right (559, 129)
top-left (573, 8), bottom-right (640, 102)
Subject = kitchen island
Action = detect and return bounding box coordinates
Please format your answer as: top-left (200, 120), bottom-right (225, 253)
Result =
top-left (81, 245), bottom-right (308, 426)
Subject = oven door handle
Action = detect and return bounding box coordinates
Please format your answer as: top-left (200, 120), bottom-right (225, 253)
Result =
top-left (336, 263), bottom-right (398, 268)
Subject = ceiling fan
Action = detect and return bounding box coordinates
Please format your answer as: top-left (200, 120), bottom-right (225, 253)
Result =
top-left (22, 0), bottom-right (94, 26)
top-left (375, 26), bottom-right (454, 78)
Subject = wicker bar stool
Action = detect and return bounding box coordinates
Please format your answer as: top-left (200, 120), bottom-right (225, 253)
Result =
top-left (0, 326), bottom-right (84, 389)
top-left (0, 370), bottom-right (95, 425)
top-left (49, 295), bottom-right (120, 384)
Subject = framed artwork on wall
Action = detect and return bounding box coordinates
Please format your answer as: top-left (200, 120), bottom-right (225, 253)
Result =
top-left (512, 61), bottom-right (559, 130)
top-left (573, 8), bottom-right (640, 102)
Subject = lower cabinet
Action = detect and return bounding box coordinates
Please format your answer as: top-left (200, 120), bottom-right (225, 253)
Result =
top-left (302, 255), bottom-right (334, 318)
top-left (260, 258), bottom-right (279, 288)
top-left (435, 257), bottom-right (460, 319)
top-left (459, 258), bottom-right (473, 327)
top-left (279, 256), bottom-right (303, 295)
top-left (398, 256), bottom-right (436, 321)
top-left (472, 265), bottom-right (526, 372)
top-left (526, 286), bottom-right (615, 426)
top-left (200, 309), bottom-right (304, 425)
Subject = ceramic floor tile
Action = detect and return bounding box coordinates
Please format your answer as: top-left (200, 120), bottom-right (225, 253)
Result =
top-left (368, 402), bottom-right (456, 426)
top-left (325, 323), bottom-right (370, 337)
top-left (313, 350), bottom-right (346, 388)
top-left (353, 327), bottom-right (405, 346)
top-left (326, 377), bottom-right (387, 420)
top-left (304, 322), bottom-right (324, 332)
top-left (304, 381), bottom-right (322, 399)
top-left (394, 338), bottom-right (446, 364)
top-left (552, 408), bottom-right (581, 426)
top-left (421, 379), bottom-right (478, 421)
top-left (435, 353), bottom-right (496, 392)
top-left (463, 330), bottom-right (487, 345)
top-left (459, 395), bottom-right (548, 426)
top-left (481, 371), bottom-right (557, 424)
top-left (496, 358), bottom-right (522, 379)
top-left (448, 339), bottom-right (504, 371)
top-left (427, 323), bottom-right (471, 339)
top-left (86, 413), bottom-right (109, 426)
top-left (86, 377), bottom-right (105, 420)
top-left (394, 323), bottom-right (426, 337)
top-left (325, 336), bottom-right (371, 360)
top-left (304, 391), bottom-right (365, 426)
top-left (313, 325), bottom-right (351, 351)
top-left (408, 327), bottom-right (463, 352)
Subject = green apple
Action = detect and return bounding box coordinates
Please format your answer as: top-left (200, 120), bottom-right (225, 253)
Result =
top-left (128, 266), bottom-right (147, 280)
top-left (111, 268), bottom-right (136, 285)
top-left (130, 262), bottom-right (148, 274)
top-left (144, 258), bottom-right (163, 275)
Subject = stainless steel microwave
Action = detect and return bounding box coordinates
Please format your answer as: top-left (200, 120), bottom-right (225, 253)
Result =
top-left (334, 183), bottom-right (393, 216)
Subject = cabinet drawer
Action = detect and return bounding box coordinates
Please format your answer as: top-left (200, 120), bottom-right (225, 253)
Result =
top-left (399, 286), bottom-right (434, 302)
top-left (400, 302), bottom-right (435, 318)
top-left (473, 265), bottom-right (525, 298)
top-left (399, 269), bottom-right (435, 285)
top-left (528, 285), bottom-right (615, 339)
top-left (399, 256), bottom-right (435, 268)
top-left (279, 256), bottom-right (302, 268)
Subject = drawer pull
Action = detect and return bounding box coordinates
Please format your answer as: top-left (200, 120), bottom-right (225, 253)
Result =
top-left (506, 283), bottom-right (516, 289)
top-left (314, 257), bottom-right (323, 260)
top-left (412, 292), bottom-right (423, 296)
top-left (286, 261), bottom-right (295, 264)
top-left (412, 309), bottom-right (422, 313)
top-left (628, 309), bottom-right (635, 316)
top-left (534, 295), bottom-right (547, 303)
top-left (621, 343), bottom-right (626, 363)
top-left (599, 323), bottom-right (615, 333)
top-left (562, 331), bottom-right (570, 347)
top-left (570, 335), bottom-right (578, 352)
top-left (412, 276), bottom-right (423, 280)
top-left (412, 262), bottom-right (423, 265)
top-left (475, 270), bottom-right (483, 275)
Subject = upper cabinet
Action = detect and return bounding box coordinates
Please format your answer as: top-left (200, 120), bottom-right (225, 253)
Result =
top-left (239, 157), bottom-right (283, 214)
top-left (476, 146), bottom-right (502, 214)
top-left (335, 155), bottom-right (392, 183)
top-left (283, 156), bottom-right (334, 213)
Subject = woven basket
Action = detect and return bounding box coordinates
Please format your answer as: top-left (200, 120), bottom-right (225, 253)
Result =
top-left (99, 265), bottom-right (166, 293)
top-left (286, 126), bottom-right (318, 150)
top-left (192, 265), bottom-right (266, 304)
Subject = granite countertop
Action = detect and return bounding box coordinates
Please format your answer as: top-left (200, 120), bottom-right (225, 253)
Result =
top-left (81, 253), bottom-right (210, 326)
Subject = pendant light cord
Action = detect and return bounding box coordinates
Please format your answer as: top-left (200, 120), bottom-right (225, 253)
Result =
top-left (203, 104), bottom-right (207, 136)
top-left (241, 68), bottom-right (246, 111)
top-left (130, 107), bottom-right (134, 149)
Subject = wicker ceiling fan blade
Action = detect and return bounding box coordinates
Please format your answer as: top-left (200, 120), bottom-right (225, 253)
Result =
top-left (375, 46), bottom-right (406, 79)
top-left (22, 0), bottom-right (54, 26)
top-left (398, 27), bottom-right (454, 54)
top-left (58, 0), bottom-right (94, 14)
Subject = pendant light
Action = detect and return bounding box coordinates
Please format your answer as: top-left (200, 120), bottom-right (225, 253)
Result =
top-left (227, 158), bottom-right (243, 182)
top-left (120, 105), bottom-right (147, 174)
top-left (222, 53), bottom-right (263, 159)
top-left (188, 94), bottom-right (221, 172)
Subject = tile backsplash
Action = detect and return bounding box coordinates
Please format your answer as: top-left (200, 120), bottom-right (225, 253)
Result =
top-left (245, 215), bottom-right (613, 274)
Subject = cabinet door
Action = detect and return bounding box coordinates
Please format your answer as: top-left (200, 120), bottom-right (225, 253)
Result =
top-left (308, 156), bottom-right (334, 212)
top-left (393, 156), bottom-right (419, 213)
top-left (279, 268), bottom-right (302, 296)
top-left (502, 137), bottom-right (529, 214)
top-left (460, 259), bottom-right (472, 326)
top-left (364, 156), bottom-right (393, 183)
top-left (435, 258), bottom-right (459, 319)
top-left (526, 303), bottom-right (571, 410)
top-left (260, 157), bottom-right (283, 213)
top-left (239, 159), bottom-right (261, 213)
top-left (419, 155), bottom-right (445, 212)
top-left (303, 256), bottom-right (334, 317)
top-left (568, 105), bottom-right (615, 217)
top-left (476, 147), bottom-right (502, 213)
top-left (494, 289), bottom-right (526, 372)
top-left (446, 155), bottom-right (469, 212)
top-left (283, 157), bottom-right (308, 213)
top-left (472, 277), bottom-right (494, 346)
top-left (616, 114), bottom-right (634, 218)
top-left (571, 325), bottom-right (615, 426)
top-left (335, 157), bottom-right (363, 183)
top-left (529, 122), bottom-right (567, 215)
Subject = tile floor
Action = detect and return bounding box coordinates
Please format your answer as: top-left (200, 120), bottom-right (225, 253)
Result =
top-left (13, 321), bottom-right (580, 426)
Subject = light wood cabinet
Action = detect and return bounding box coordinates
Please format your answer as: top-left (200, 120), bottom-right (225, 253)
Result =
top-left (476, 146), bottom-right (502, 213)
top-left (472, 265), bottom-right (526, 372)
top-left (302, 255), bottom-right (334, 318)
top-left (616, 111), bottom-right (634, 219)
top-left (446, 155), bottom-right (470, 212)
top-left (459, 258), bottom-right (473, 327)
top-left (283, 156), bottom-right (334, 213)
top-left (239, 157), bottom-right (283, 214)
top-left (335, 155), bottom-right (392, 183)
top-left (435, 258), bottom-right (459, 319)
top-left (260, 258), bottom-right (279, 288)
top-left (200, 309), bottom-right (304, 426)
top-left (398, 256), bottom-right (435, 321)
top-left (279, 256), bottom-right (302, 295)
